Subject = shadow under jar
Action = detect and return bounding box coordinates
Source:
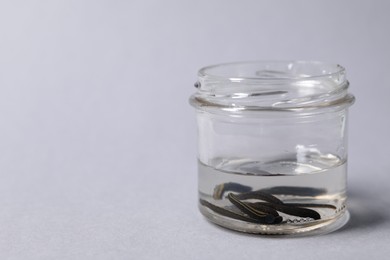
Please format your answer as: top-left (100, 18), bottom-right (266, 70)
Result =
top-left (189, 61), bottom-right (355, 236)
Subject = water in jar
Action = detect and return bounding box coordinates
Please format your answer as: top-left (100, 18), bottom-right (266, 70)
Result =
top-left (198, 151), bottom-right (347, 235)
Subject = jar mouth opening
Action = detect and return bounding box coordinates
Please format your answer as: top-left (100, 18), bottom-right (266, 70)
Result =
top-left (192, 61), bottom-right (354, 114)
top-left (198, 60), bottom-right (345, 82)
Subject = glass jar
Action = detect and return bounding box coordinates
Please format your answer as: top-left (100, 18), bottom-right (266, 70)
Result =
top-left (189, 61), bottom-right (355, 235)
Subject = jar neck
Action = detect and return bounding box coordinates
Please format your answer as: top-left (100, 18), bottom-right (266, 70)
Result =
top-left (190, 61), bottom-right (355, 114)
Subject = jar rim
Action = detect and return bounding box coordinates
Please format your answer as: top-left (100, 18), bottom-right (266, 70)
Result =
top-left (198, 60), bottom-right (345, 82)
top-left (191, 60), bottom-right (354, 114)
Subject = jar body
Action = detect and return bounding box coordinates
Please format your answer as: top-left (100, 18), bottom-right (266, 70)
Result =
top-left (190, 61), bottom-right (354, 235)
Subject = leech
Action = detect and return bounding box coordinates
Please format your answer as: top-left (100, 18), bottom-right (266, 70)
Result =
top-left (260, 186), bottom-right (327, 197)
top-left (228, 193), bottom-right (278, 224)
top-left (285, 203), bottom-right (337, 210)
top-left (209, 184), bottom-right (334, 224)
top-left (246, 202), bottom-right (281, 217)
top-left (253, 202), bottom-right (321, 220)
top-left (213, 182), bottom-right (252, 200)
top-left (199, 199), bottom-right (263, 224)
top-left (234, 190), bottom-right (284, 205)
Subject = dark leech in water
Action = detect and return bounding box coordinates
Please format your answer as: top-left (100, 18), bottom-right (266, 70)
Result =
top-left (228, 193), bottom-right (282, 224)
top-left (199, 199), bottom-right (263, 223)
top-left (284, 203), bottom-right (337, 210)
top-left (252, 202), bottom-right (321, 220)
top-left (203, 183), bottom-right (338, 225)
top-left (260, 186), bottom-right (327, 197)
top-left (199, 199), bottom-right (283, 224)
top-left (245, 202), bottom-right (282, 217)
top-left (234, 189), bottom-right (284, 205)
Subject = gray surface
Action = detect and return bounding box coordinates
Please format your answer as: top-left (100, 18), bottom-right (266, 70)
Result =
top-left (0, 0), bottom-right (389, 259)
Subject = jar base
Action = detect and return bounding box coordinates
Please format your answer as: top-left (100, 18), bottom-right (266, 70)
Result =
top-left (199, 204), bottom-right (349, 236)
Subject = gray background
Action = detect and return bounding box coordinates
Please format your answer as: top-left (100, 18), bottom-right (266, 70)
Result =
top-left (0, 0), bottom-right (389, 259)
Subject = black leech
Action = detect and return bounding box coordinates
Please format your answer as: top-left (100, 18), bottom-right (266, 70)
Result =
top-left (235, 189), bottom-right (284, 205)
top-left (253, 202), bottom-right (321, 220)
top-left (228, 193), bottom-right (276, 224)
top-left (261, 186), bottom-right (326, 197)
top-left (199, 199), bottom-right (266, 224)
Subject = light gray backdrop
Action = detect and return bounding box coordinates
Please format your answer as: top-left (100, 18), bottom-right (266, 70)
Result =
top-left (0, 0), bottom-right (389, 259)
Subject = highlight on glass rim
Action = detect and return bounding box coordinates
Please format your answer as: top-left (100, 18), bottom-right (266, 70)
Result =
top-left (189, 61), bottom-right (355, 236)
